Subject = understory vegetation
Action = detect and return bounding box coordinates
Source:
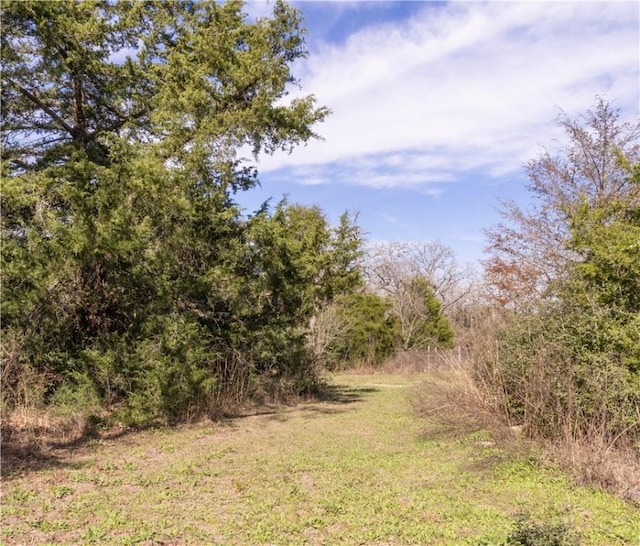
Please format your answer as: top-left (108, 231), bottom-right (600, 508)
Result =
top-left (437, 99), bottom-right (640, 501)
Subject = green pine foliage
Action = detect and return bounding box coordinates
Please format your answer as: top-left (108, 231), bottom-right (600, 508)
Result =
top-left (326, 292), bottom-right (400, 369)
top-left (1, 0), bottom-right (367, 424)
top-left (404, 277), bottom-right (454, 349)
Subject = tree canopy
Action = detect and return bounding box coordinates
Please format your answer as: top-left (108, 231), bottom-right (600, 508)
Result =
top-left (1, 0), bottom-right (328, 175)
top-left (1, 0), bottom-right (360, 424)
top-left (484, 98), bottom-right (640, 310)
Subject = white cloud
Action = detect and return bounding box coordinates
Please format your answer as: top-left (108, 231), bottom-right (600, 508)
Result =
top-left (252, 1), bottom-right (639, 190)
top-left (243, 0), bottom-right (277, 21)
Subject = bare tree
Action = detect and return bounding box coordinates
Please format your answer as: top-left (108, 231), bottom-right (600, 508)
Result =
top-left (307, 303), bottom-right (349, 368)
top-left (364, 240), bottom-right (471, 348)
top-left (484, 97), bottom-right (640, 310)
top-left (365, 240), bottom-right (473, 310)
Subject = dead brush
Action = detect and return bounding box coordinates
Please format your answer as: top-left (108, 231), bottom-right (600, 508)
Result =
top-left (381, 347), bottom-right (472, 375)
top-left (409, 352), bottom-right (514, 441)
top-left (413, 317), bottom-right (640, 505)
top-left (541, 424), bottom-right (640, 505)
top-left (1, 344), bottom-right (102, 474)
top-left (1, 405), bottom-right (95, 477)
top-left (1, 345), bottom-right (54, 469)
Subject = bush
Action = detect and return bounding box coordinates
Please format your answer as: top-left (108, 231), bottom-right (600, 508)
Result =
top-left (456, 305), bottom-right (640, 499)
top-left (48, 374), bottom-right (103, 417)
top-left (487, 305), bottom-right (640, 447)
top-left (505, 514), bottom-right (579, 546)
top-left (325, 292), bottom-right (400, 369)
top-left (116, 316), bottom-right (219, 425)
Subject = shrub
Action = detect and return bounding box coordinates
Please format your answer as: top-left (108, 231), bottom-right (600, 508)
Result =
top-left (325, 292), bottom-right (400, 369)
top-left (505, 514), bottom-right (579, 546)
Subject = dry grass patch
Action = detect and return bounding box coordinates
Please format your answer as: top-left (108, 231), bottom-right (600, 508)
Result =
top-left (541, 435), bottom-right (640, 505)
top-left (411, 361), bottom-right (640, 507)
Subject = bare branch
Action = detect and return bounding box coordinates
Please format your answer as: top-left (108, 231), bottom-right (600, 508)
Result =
top-left (4, 77), bottom-right (74, 135)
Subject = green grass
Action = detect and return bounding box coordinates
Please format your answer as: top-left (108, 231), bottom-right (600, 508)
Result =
top-left (2, 373), bottom-right (638, 545)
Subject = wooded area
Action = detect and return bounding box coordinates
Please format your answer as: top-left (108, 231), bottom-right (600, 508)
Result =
top-left (481, 98), bottom-right (640, 451)
top-left (1, 0), bottom-right (639, 502)
top-left (1, 0), bottom-right (454, 427)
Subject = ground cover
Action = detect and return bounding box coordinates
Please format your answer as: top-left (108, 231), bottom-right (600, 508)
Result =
top-left (1, 373), bottom-right (638, 545)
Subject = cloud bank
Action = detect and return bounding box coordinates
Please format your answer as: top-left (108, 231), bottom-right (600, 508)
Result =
top-left (252, 1), bottom-right (639, 191)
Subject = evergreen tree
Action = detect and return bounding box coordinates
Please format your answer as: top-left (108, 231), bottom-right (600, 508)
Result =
top-left (1, 0), bottom-right (345, 423)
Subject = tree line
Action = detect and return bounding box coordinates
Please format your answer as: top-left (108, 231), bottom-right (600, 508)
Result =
top-left (1, 0), bottom-right (454, 427)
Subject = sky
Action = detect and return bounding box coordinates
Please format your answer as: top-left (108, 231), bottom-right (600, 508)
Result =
top-left (236, 0), bottom-right (640, 266)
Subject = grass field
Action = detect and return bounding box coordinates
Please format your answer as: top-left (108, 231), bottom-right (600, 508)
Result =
top-left (2, 373), bottom-right (639, 545)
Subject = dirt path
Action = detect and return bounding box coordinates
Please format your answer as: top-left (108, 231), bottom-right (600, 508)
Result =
top-left (2, 374), bottom-right (638, 545)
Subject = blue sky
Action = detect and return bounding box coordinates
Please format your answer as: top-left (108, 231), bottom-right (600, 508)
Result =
top-left (237, 0), bottom-right (640, 266)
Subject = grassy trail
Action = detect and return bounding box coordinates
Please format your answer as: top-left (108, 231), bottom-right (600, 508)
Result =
top-left (2, 373), bottom-right (638, 545)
